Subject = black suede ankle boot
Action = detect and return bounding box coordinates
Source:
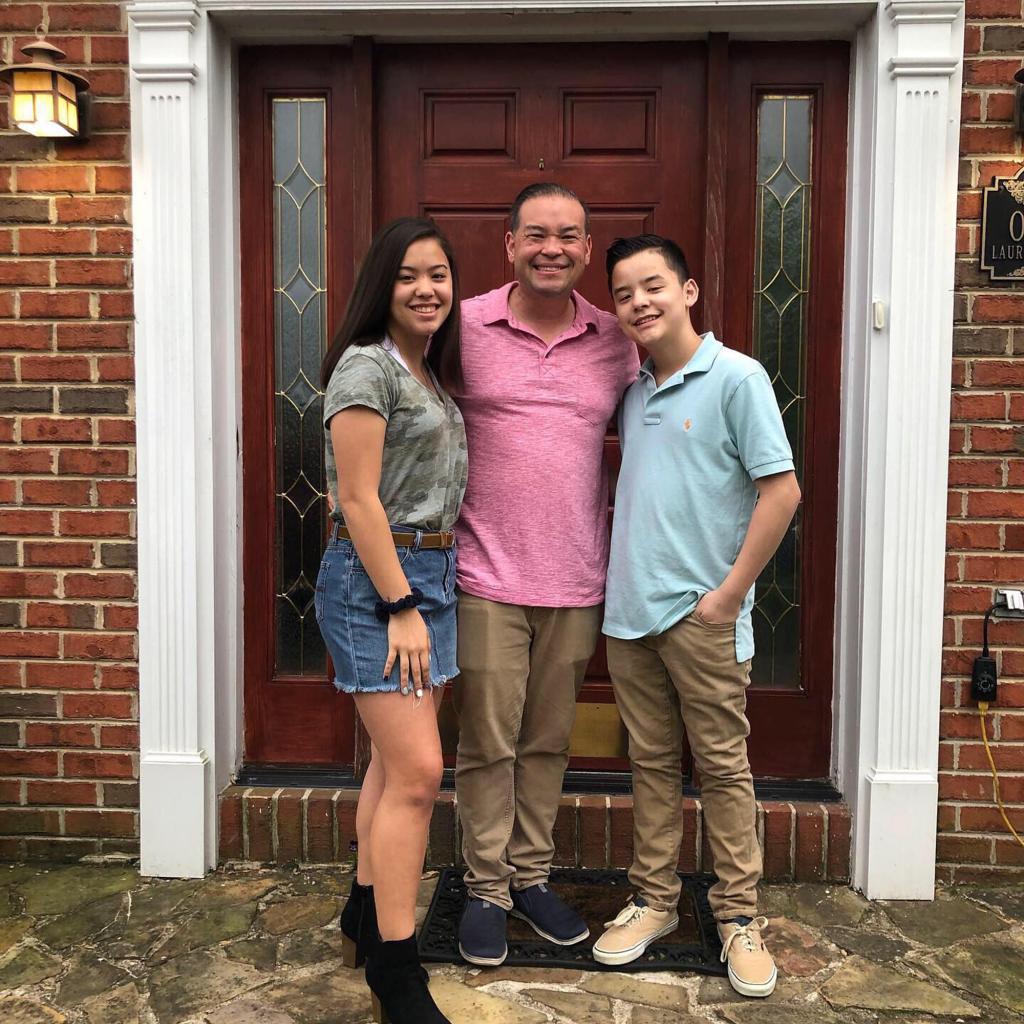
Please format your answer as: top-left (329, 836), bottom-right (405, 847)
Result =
top-left (365, 933), bottom-right (450, 1024)
top-left (340, 882), bottom-right (373, 968)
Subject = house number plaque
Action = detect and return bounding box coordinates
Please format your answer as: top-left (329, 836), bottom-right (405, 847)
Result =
top-left (980, 165), bottom-right (1024, 282)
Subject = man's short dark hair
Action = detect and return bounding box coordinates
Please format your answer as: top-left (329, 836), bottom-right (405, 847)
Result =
top-left (606, 234), bottom-right (691, 291)
top-left (510, 182), bottom-right (590, 234)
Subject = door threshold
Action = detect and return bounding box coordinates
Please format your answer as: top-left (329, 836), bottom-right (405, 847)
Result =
top-left (234, 765), bottom-right (842, 803)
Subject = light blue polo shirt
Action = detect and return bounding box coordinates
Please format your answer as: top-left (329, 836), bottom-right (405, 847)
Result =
top-left (603, 333), bottom-right (794, 662)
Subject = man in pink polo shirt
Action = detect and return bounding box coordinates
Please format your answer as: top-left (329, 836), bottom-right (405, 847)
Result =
top-left (454, 183), bottom-right (639, 965)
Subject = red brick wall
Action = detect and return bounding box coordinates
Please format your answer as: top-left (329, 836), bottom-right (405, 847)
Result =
top-left (942, 0), bottom-right (1024, 883)
top-left (0, 4), bottom-right (137, 860)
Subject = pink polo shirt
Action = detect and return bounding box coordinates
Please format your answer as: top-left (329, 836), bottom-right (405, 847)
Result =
top-left (454, 283), bottom-right (639, 607)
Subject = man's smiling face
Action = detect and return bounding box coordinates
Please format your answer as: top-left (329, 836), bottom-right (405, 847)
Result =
top-left (506, 194), bottom-right (592, 299)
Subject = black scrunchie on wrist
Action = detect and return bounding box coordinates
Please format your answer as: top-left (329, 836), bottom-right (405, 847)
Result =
top-left (375, 587), bottom-right (425, 623)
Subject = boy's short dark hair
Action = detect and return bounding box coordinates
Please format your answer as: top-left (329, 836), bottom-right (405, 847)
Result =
top-left (510, 182), bottom-right (591, 234)
top-left (606, 234), bottom-right (691, 291)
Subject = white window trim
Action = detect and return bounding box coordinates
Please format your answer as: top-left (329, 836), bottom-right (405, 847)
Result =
top-left (127, 0), bottom-right (964, 897)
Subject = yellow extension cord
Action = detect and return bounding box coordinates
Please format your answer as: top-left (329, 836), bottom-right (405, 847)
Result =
top-left (977, 702), bottom-right (1024, 850)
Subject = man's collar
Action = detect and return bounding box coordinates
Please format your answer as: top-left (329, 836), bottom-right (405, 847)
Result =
top-left (482, 282), bottom-right (600, 333)
top-left (638, 332), bottom-right (723, 384)
top-left (480, 282), bottom-right (518, 326)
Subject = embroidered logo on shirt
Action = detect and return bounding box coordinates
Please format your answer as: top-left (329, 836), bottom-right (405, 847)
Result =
top-left (683, 418), bottom-right (693, 432)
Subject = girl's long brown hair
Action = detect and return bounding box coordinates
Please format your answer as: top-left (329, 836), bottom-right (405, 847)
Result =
top-left (321, 217), bottom-right (463, 393)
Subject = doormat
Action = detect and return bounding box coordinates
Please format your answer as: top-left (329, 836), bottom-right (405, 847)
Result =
top-left (418, 867), bottom-right (727, 975)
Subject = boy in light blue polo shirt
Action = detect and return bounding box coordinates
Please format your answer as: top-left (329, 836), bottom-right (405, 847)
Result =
top-left (592, 235), bottom-right (800, 999)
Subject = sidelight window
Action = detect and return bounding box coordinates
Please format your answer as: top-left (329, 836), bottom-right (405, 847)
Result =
top-left (750, 94), bottom-right (814, 691)
top-left (271, 97), bottom-right (329, 676)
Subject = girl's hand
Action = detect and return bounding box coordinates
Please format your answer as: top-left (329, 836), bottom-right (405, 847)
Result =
top-left (384, 608), bottom-right (431, 695)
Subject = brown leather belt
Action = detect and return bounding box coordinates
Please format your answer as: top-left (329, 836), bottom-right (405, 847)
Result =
top-left (333, 523), bottom-right (455, 550)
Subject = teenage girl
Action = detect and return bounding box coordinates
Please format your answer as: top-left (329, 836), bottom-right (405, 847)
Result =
top-left (317, 217), bottom-right (467, 1024)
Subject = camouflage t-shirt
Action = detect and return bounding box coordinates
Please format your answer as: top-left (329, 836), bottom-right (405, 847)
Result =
top-left (323, 342), bottom-right (468, 531)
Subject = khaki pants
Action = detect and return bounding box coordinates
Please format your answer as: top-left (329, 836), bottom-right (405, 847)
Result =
top-left (454, 591), bottom-right (601, 909)
top-left (606, 613), bottom-right (761, 921)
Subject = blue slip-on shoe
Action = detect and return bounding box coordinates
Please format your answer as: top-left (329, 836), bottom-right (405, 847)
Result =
top-left (510, 882), bottom-right (590, 945)
top-left (458, 896), bottom-right (508, 966)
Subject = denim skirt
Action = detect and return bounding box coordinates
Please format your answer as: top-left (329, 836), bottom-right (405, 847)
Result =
top-left (314, 531), bottom-right (459, 694)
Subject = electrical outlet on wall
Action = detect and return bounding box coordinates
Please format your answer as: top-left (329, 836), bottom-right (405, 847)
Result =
top-left (995, 589), bottom-right (1024, 618)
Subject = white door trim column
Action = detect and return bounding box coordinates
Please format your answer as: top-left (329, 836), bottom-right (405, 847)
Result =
top-left (837, 0), bottom-right (964, 899)
top-left (128, 0), bottom-right (220, 877)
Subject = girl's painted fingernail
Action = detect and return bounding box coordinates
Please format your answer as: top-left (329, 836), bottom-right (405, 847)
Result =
top-left (401, 686), bottom-right (409, 695)
top-left (415, 688), bottom-right (423, 699)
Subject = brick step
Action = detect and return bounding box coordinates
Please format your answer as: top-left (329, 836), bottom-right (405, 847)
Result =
top-left (219, 786), bottom-right (851, 883)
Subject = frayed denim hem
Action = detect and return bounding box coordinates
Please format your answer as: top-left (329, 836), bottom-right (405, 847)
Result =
top-left (332, 670), bottom-right (456, 696)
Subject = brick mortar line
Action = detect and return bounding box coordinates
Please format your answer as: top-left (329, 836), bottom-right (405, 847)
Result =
top-left (939, 797), bottom-right (1024, 806)
top-left (0, 598), bottom-right (139, 604)
top-left (0, 541), bottom-right (136, 547)
top-left (0, 660), bottom-right (138, 665)
top-left (941, 829), bottom-right (1024, 838)
top-left (695, 798), bottom-right (704, 873)
top-left (755, 802), bottom-right (764, 865)
top-left (240, 786), bottom-right (252, 861)
top-left (0, 251), bottom-right (129, 256)
top-left (0, 717), bottom-right (138, 724)
top-left (0, 804), bottom-right (134, 813)
top-left (572, 794), bottom-right (581, 867)
top-left (300, 787), bottom-right (312, 863)
top-left (937, 770), bottom-right (1024, 778)
top-left (0, 319), bottom-right (134, 323)
top-left (820, 802), bottom-right (830, 880)
top-left (331, 790), bottom-right (341, 861)
top-left (602, 794), bottom-right (610, 868)
top-left (786, 802), bottom-right (797, 881)
top-left (270, 787), bottom-right (282, 862)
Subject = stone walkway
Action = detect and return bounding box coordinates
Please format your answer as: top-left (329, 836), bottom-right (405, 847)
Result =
top-left (0, 862), bottom-right (1021, 1024)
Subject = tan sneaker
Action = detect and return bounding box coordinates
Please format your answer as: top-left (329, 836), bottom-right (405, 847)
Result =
top-left (592, 899), bottom-right (679, 966)
top-left (718, 916), bottom-right (777, 997)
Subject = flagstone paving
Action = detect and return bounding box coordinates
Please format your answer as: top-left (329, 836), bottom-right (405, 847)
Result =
top-left (0, 861), bottom-right (1020, 1023)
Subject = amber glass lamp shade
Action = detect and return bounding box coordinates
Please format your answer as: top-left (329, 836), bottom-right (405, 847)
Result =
top-left (1, 41), bottom-right (89, 139)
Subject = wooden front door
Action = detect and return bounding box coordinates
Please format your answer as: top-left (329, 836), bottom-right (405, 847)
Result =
top-left (238, 38), bottom-right (848, 779)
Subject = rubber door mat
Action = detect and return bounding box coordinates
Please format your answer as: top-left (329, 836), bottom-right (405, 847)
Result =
top-left (418, 867), bottom-right (727, 975)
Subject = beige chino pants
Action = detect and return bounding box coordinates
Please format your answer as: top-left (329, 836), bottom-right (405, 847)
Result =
top-left (454, 591), bottom-right (601, 909)
top-left (606, 612), bottom-right (761, 921)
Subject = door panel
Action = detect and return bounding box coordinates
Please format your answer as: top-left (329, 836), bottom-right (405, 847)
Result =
top-left (420, 209), bottom-right (511, 302)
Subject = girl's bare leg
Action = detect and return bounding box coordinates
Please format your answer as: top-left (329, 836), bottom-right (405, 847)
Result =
top-left (354, 690), bottom-right (444, 939)
top-left (355, 743), bottom-right (384, 886)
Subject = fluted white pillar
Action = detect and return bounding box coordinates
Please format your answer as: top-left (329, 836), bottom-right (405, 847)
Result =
top-left (129, 1), bottom-right (215, 877)
top-left (844, 0), bottom-right (964, 899)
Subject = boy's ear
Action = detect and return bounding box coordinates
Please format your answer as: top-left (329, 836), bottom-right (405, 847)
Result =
top-left (684, 278), bottom-right (700, 309)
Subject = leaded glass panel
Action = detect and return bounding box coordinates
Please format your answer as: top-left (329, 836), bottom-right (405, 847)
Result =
top-left (750, 95), bottom-right (813, 690)
top-left (272, 98), bottom-right (328, 676)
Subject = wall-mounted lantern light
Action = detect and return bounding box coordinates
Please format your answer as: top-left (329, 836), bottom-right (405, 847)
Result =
top-left (0, 41), bottom-right (90, 140)
top-left (1015, 68), bottom-right (1024, 136)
